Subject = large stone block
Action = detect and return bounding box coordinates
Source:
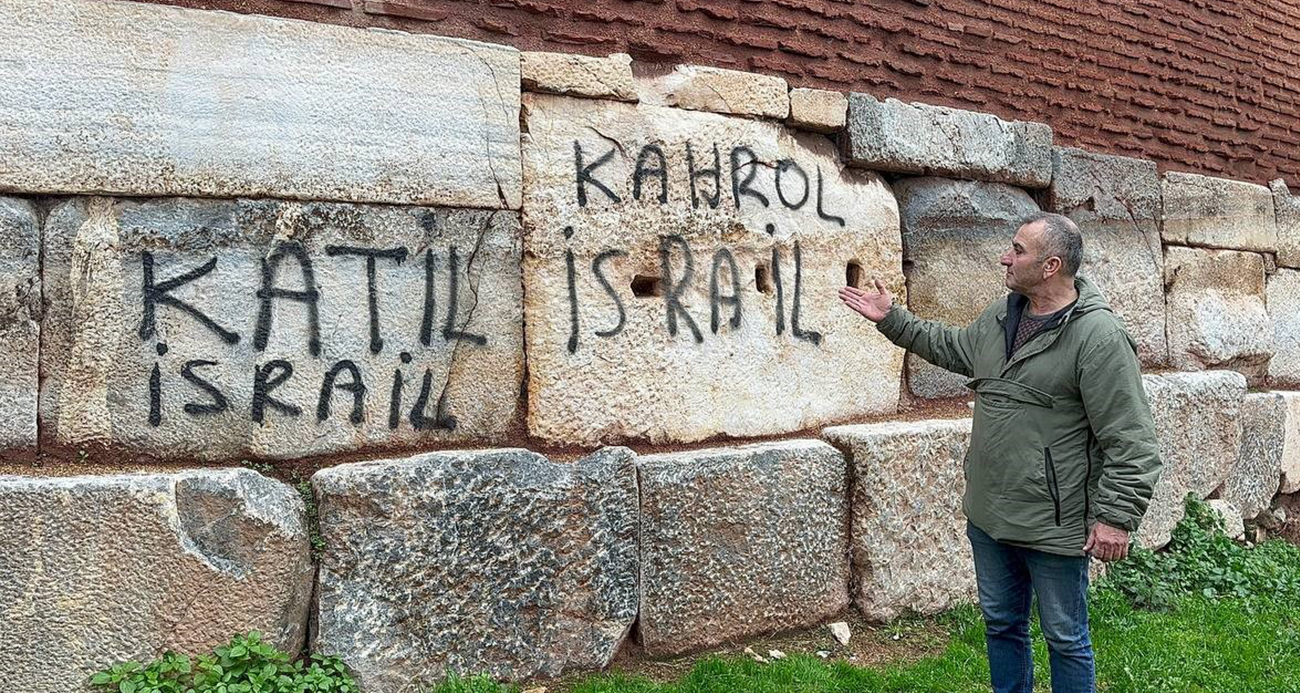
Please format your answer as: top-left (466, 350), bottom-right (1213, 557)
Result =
top-left (823, 418), bottom-right (974, 622)
top-left (521, 93), bottom-right (903, 445)
top-left (636, 441), bottom-right (849, 656)
top-left (41, 197), bottom-right (523, 460)
top-left (842, 93), bottom-right (1053, 187)
top-left (636, 64), bottom-right (789, 119)
top-left (312, 448), bottom-right (638, 690)
top-left (0, 469), bottom-right (312, 693)
top-left (893, 178), bottom-right (1039, 399)
top-left (789, 88), bottom-right (848, 133)
top-left (1267, 268), bottom-right (1300, 386)
top-left (1046, 147), bottom-right (1167, 366)
top-left (1283, 392), bottom-right (1300, 494)
top-left (1224, 392), bottom-right (1286, 520)
top-left (521, 51), bottom-right (638, 102)
top-left (1161, 172), bottom-right (1276, 253)
top-left (1139, 371), bottom-right (1246, 548)
top-left (1270, 179), bottom-right (1300, 268)
top-left (0, 198), bottom-right (39, 450)
top-left (0, 0), bottom-right (521, 209)
top-left (1163, 246), bottom-right (1273, 381)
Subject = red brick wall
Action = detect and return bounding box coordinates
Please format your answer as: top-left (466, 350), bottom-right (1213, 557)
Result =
top-left (131, 0), bottom-right (1300, 185)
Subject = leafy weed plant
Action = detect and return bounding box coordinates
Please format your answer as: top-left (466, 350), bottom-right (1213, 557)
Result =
top-left (90, 632), bottom-right (359, 693)
top-left (1104, 494), bottom-right (1300, 609)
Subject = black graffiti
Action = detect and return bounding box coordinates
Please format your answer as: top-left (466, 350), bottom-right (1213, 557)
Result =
top-left (709, 249), bottom-right (742, 334)
top-left (687, 142), bottom-right (721, 209)
top-left (252, 360), bottom-right (301, 424)
top-left (410, 368), bottom-right (457, 431)
top-left (730, 145), bottom-right (769, 209)
top-left (775, 159), bottom-right (810, 210)
top-left (816, 166), bottom-right (846, 227)
top-left (789, 241), bottom-right (822, 345)
top-left (660, 235), bottom-right (704, 343)
top-left (139, 252), bottom-right (240, 345)
top-left (147, 350), bottom-right (473, 431)
top-left (255, 242), bottom-right (321, 357)
top-left (317, 359), bottom-right (365, 424)
top-left (575, 141), bottom-right (621, 207)
top-left (149, 362), bottom-right (162, 427)
top-left (559, 230), bottom-right (822, 352)
top-left (181, 360), bottom-right (229, 416)
top-left (633, 145), bottom-right (668, 203)
top-left (443, 246), bottom-right (487, 346)
top-left (571, 141), bottom-right (844, 220)
top-left (326, 246), bottom-right (409, 354)
top-left (591, 249), bottom-right (628, 338)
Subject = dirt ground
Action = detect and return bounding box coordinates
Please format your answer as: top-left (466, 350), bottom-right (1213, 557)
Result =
top-left (1274, 492), bottom-right (1300, 545)
top-left (529, 609), bottom-right (954, 691)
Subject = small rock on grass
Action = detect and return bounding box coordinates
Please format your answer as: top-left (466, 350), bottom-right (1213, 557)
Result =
top-left (744, 646), bottom-right (767, 663)
top-left (768, 649), bottom-right (786, 660)
top-left (829, 621), bottom-right (851, 646)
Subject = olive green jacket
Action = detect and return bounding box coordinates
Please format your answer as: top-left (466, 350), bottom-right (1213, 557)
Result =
top-left (877, 276), bottom-right (1162, 556)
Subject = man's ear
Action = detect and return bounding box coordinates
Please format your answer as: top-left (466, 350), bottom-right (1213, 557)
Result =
top-left (1042, 256), bottom-right (1061, 278)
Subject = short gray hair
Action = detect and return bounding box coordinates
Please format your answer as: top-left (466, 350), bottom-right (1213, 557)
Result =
top-left (1020, 212), bottom-right (1083, 277)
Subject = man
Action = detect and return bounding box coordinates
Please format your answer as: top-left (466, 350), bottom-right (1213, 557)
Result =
top-left (839, 212), bottom-right (1162, 693)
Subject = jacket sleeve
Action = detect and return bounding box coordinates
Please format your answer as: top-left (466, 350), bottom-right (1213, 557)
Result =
top-left (1078, 328), bottom-right (1163, 532)
top-left (874, 303), bottom-right (977, 377)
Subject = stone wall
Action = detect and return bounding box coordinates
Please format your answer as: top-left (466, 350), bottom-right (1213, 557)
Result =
top-left (2, 1), bottom-right (1298, 690)
top-left (129, 0), bottom-right (1300, 187)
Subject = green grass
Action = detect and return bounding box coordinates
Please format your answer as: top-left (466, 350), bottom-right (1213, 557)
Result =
top-left (434, 497), bottom-right (1300, 693)
top-left (434, 591), bottom-right (1300, 693)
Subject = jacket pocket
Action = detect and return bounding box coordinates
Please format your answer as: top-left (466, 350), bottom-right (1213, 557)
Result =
top-left (966, 377), bottom-right (1056, 409)
top-left (1045, 447), bottom-right (1062, 527)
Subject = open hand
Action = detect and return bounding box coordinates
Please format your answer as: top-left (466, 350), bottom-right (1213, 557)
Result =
top-left (1083, 522), bottom-right (1130, 562)
top-left (838, 278), bottom-right (893, 323)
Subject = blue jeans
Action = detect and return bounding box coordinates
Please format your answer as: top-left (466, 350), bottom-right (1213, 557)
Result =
top-left (967, 522), bottom-right (1095, 693)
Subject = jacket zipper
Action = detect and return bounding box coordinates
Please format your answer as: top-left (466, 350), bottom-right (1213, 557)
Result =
top-left (1044, 447), bottom-right (1061, 527)
top-left (1083, 437), bottom-right (1093, 543)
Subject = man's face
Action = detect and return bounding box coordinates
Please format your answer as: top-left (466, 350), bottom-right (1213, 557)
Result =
top-left (1000, 222), bottom-right (1047, 293)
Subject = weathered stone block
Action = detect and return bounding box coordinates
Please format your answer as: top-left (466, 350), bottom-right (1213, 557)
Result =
top-left (1281, 392), bottom-right (1300, 494)
top-left (1206, 499), bottom-right (1245, 539)
top-left (788, 88), bottom-right (848, 133)
top-left (1163, 246), bottom-right (1273, 381)
top-left (0, 469), bottom-right (312, 693)
top-left (823, 418), bottom-right (975, 622)
top-left (41, 197), bottom-right (523, 460)
top-left (0, 198), bottom-right (39, 450)
top-left (1161, 172), bottom-right (1276, 253)
top-left (1046, 147), bottom-right (1167, 366)
top-left (637, 441), bottom-right (849, 656)
top-left (842, 93), bottom-right (1053, 187)
top-left (636, 64), bottom-right (789, 119)
top-left (1267, 268), bottom-right (1300, 386)
top-left (521, 94), bottom-right (903, 445)
top-left (521, 51), bottom-right (638, 102)
top-left (0, 0), bottom-right (521, 209)
top-left (1270, 179), bottom-right (1300, 268)
top-left (312, 448), bottom-right (638, 689)
top-left (1224, 392), bottom-right (1286, 520)
top-left (1139, 371), bottom-right (1246, 548)
top-left (893, 178), bottom-right (1039, 398)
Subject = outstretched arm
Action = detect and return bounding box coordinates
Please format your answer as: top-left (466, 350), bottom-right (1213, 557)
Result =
top-left (839, 279), bottom-right (976, 377)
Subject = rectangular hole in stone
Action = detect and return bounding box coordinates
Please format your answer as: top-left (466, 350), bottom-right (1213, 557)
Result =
top-left (755, 264), bottom-right (772, 294)
top-left (846, 261), bottom-right (864, 289)
top-left (631, 274), bottom-right (662, 297)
